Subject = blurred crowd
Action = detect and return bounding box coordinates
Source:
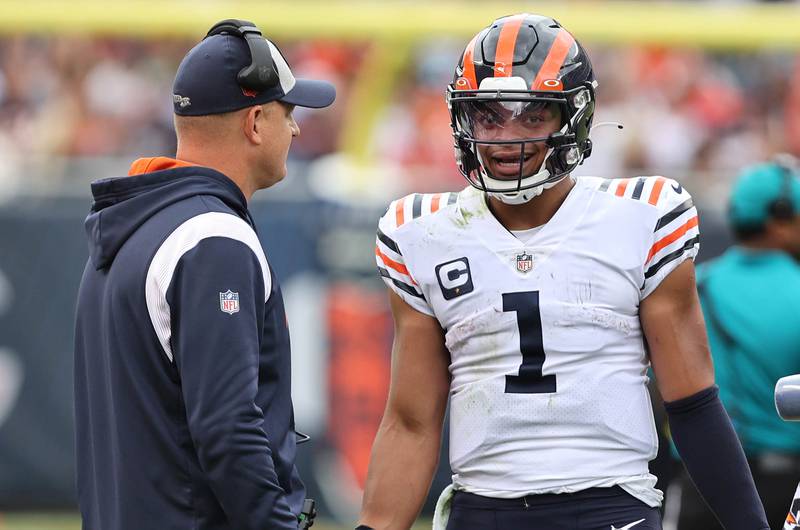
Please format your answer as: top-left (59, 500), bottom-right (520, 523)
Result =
top-left (1, 34), bottom-right (798, 205)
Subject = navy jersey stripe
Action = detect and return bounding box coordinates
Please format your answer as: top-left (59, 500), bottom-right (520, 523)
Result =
top-left (655, 198), bottom-right (695, 232)
top-left (377, 227), bottom-right (400, 254)
top-left (631, 177), bottom-right (646, 200)
top-left (378, 267), bottom-right (425, 298)
top-left (447, 192), bottom-right (458, 205)
top-left (412, 194), bottom-right (422, 219)
top-left (644, 235), bottom-right (700, 279)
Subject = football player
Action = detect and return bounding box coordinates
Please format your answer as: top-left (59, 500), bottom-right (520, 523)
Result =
top-left (357, 13), bottom-right (769, 530)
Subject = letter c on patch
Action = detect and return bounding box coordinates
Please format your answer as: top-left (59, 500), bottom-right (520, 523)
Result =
top-left (435, 257), bottom-right (474, 300)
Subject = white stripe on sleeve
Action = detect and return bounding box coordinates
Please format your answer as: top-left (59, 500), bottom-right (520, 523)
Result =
top-left (145, 212), bottom-right (270, 362)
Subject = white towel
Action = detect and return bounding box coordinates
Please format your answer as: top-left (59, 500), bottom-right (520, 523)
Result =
top-left (432, 484), bottom-right (455, 530)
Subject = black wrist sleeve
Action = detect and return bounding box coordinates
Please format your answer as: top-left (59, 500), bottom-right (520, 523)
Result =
top-left (665, 385), bottom-right (769, 530)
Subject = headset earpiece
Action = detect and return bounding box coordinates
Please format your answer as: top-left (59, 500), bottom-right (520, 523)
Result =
top-left (204, 19), bottom-right (280, 93)
top-left (769, 155), bottom-right (797, 221)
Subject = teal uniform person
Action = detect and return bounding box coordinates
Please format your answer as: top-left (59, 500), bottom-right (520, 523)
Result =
top-left (666, 158), bottom-right (800, 529)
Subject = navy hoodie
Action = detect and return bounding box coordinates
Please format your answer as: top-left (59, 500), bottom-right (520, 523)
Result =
top-left (74, 158), bottom-right (303, 530)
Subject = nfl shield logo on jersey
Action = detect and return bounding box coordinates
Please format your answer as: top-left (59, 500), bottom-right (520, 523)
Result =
top-left (516, 252), bottom-right (534, 273)
top-left (219, 290), bottom-right (240, 314)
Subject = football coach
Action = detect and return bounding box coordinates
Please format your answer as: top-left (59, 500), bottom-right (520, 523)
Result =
top-left (73, 20), bottom-right (334, 530)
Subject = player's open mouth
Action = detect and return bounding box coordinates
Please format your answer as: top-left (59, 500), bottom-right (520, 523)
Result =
top-left (488, 152), bottom-right (537, 177)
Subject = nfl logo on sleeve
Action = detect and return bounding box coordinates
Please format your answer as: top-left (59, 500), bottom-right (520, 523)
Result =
top-left (219, 290), bottom-right (240, 314)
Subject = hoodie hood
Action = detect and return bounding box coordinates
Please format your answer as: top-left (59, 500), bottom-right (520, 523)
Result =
top-left (85, 157), bottom-right (250, 269)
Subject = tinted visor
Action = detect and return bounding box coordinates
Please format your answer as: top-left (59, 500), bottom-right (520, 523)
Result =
top-left (456, 100), bottom-right (563, 142)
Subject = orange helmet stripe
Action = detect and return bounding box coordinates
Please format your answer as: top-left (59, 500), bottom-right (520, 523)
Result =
top-left (531, 29), bottom-right (576, 90)
top-left (493, 14), bottom-right (526, 78)
top-left (460, 33), bottom-right (481, 90)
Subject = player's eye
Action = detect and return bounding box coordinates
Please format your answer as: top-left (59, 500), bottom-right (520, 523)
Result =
top-left (477, 112), bottom-right (500, 126)
top-left (471, 105), bottom-right (506, 128)
top-left (521, 113), bottom-right (545, 124)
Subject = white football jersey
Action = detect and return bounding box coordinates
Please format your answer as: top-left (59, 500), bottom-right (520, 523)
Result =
top-left (375, 176), bottom-right (700, 507)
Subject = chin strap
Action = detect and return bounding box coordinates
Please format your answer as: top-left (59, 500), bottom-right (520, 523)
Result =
top-left (488, 174), bottom-right (568, 205)
top-left (489, 187), bottom-right (544, 205)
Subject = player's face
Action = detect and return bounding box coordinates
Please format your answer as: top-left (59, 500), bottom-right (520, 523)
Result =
top-left (470, 101), bottom-right (562, 179)
top-left (256, 101), bottom-right (300, 188)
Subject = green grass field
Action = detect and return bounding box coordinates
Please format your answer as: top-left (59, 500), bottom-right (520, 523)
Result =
top-left (0, 514), bottom-right (431, 530)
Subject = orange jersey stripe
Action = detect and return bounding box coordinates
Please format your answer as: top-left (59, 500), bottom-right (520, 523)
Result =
top-left (460, 33), bottom-right (481, 90)
top-left (647, 216), bottom-right (699, 263)
top-left (615, 179), bottom-right (630, 197)
top-left (531, 30), bottom-right (575, 90)
top-left (394, 199), bottom-right (405, 227)
top-left (375, 246), bottom-right (417, 284)
top-left (648, 177), bottom-right (666, 205)
top-left (493, 15), bottom-right (526, 77)
top-left (430, 193), bottom-right (442, 213)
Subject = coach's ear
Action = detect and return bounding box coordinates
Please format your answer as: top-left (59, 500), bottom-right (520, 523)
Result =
top-left (243, 105), bottom-right (264, 146)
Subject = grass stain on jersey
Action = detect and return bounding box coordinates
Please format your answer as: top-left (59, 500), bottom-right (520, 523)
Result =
top-left (452, 189), bottom-right (488, 229)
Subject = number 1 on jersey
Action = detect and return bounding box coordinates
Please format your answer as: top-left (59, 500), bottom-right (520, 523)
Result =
top-left (503, 291), bottom-right (557, 394)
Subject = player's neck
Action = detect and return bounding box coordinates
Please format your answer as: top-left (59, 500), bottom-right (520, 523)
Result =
top-left (486, 176), bottom-right (576, 231)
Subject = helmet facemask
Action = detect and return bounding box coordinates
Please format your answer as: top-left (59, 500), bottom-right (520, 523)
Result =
top-left (448, 81), bottom-right (595, 204)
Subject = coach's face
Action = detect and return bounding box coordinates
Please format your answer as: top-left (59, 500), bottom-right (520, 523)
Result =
top-left (251, 101), bottom-right (300, 189)
top-left (473, 101), bottom-right (561, 180)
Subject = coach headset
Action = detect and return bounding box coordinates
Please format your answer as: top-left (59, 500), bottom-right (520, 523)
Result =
top-left (204, 19), bottom-right (281, 92)
top-left (767, 154), bottom-right (797, 222)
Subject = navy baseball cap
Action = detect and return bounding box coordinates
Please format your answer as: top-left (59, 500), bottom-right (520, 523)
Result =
top-left (173, 21), bottom-right (335, 116)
